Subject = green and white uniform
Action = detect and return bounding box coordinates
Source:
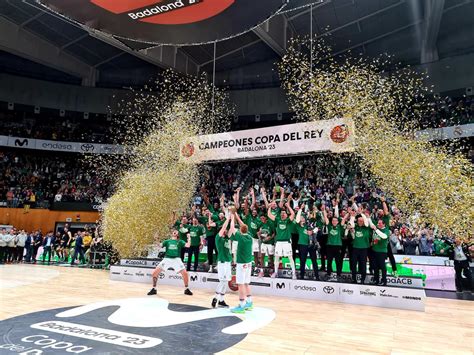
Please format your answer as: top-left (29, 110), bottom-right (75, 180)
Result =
top-left (274, 214), bottom-right (293, 257)
top-left (231, 231), bottom-right (253, 284)
top-left (158, 239), bottom-right (186, 272)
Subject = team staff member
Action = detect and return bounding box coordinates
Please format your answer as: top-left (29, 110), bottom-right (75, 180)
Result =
top-left (148, 229), bottom-right (193, 296)
top-left (200, 209), bottom-right (219, 272)
top-left (213, 215), bottom-right (232, 308)
top-left (0, 228), bottom-right (7, 264)
top-left (295, 204), bottom-right (319, 280)
top-left (70, 231), bottom-right (86, 265)
top-left (447, 237), bottom-right (472, 292)
top-left (229, 213), bottom-right (254, 314)
top-left (267, 194), bottom-right (297, 280)
top-left (42, 231), bottom-right (55, 264)
top-left (349, 207), bottom-right (371, 284)
top-left (323, 201), bottom-right (349, 281)
top-left (187, 217), bottom-right (205, 272)
top-left (370, 219), bottom-right (390, 286)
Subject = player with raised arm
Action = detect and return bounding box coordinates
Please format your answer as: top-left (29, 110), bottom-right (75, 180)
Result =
top-left (228, 212), bottom-right (254, 314)
top-left (148, 229), bottom-right (193, 296)
top-left (213, 214), bottom-right (232, 308)
top-left (267, 192), bottom-right (297, 280)
top-left (348, 204), bottom-right (372, 284)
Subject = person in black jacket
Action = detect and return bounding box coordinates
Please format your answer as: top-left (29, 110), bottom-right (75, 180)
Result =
top-left (42, 231), bottom-right (55, 264)
top-left (447, 237), bottom-right (472, 292)
top-left (33, 231), bottom-right (43, 263)
top-left (71, 231), bottom-right (86, 266)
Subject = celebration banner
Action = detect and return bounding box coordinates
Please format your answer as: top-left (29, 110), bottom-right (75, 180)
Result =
top-left (180, 117), bottom-right (355, 163)
top-left (0, 135), bottom-right (123, 155)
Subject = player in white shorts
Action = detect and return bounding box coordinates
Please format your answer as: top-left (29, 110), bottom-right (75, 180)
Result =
top-left (258, 215), bottom-right (275, 277)
top-left (228, 213), bottom-right (254, 314)
top-left (212, 215), bottom-right (232, 308)
top-left (267, 191), bottom-right (297, 279)
top-left (147, 229), bottom-right (193, 296)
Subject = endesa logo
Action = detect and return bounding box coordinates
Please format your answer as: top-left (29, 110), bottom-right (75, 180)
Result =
top-left (91, 0), bottom-right (235, 25)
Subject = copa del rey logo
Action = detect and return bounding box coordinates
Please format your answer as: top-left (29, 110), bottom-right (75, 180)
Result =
top-left (91, 0), bottom-right (235, 25)
top-left (330, 124), bottom-right (350, 144)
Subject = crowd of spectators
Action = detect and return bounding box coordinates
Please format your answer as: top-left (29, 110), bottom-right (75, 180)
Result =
top-left (420, 95), bottom-right (474, 129)
top-left (0, 150), bottom-right (111, 207)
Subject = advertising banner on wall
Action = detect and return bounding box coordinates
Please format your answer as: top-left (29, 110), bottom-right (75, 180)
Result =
top-left (0, 135), bottom-right (123, 155)
top-left (38, 0), bottom-right (288, 46)
top-left (110, 266), bottom-right (426, 311)
top-left (180, 117), bottom-right (355, 163)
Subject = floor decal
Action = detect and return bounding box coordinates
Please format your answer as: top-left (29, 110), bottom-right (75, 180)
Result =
top-left (0, 297), bottom-right (275, 354)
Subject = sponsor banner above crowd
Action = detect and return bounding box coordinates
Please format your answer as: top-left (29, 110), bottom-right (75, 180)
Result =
top-left (180, 117), bottom-right (355, 163)
top-left (415, 123), bottom-right (474, 141)
top-left (0, 135), bottom-right (123, 155)
top-left (110, 266), bottom-right (426, 311)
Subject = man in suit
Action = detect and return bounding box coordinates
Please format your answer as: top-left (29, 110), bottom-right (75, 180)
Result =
top-left (0, 228), bottom-right (7, 264)
top-left (42, 231), bottom-right (55, 264)
top-left (447, 237), bottom-right (472, 293)
top-left (71, 231), bottom-right (86, 266)
top-left (24, 232), bottom-right (34, 262)
top-left (33, 231), bottom-right (43, 263)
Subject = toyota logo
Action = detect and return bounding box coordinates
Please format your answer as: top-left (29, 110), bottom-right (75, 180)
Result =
top-left (81, 143), bottom-right (95, 152)
top-left (323, 286), bottom-right (335, 294)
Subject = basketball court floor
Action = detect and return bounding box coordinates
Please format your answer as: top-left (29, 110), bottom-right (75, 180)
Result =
top-left (1, 264), bottom-right (473, 354)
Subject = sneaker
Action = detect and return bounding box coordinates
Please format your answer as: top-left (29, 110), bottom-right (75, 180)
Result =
top-left (184, 288), bottom-right (193, 296)
top-left (211, 298), bottom-right (218, 308)
top-left (231, 305), bottom-right (246, 314)
top-left (258, 270), bottom-right (264, 278)
top-left (270, 272), bottom-right (277, 278)
top-left (147, 288), bottom-right (157, 296)
top-left (218, 301), bottom-right (229, 307)
top-left (292, 274), bottom-right (297, 280)
top-left (208, 266), bottom-right (213, 272)
top-left (392, 271), bottom-right (398, 277)
top-left (244, 301), bottom-right (253, 311)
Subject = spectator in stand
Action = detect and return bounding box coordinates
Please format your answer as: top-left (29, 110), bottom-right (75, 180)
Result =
top-left (403, 232), bottom-right (418, 255)
top-left (418, 229), bottom-right (433, 256)
top-left (390, 229), bottom-right (402, 255)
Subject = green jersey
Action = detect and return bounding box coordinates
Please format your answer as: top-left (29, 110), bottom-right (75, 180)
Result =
top-left (275, 215), bottom-right (292, 242)
top-left (189, 225), bottom-right (205, 246)
top-left (327, 224), bottom-right (344, 246)
top-left (433, 238), bottom-right (449, 256)
top-left (175, 221), bottom-right (191, 242)
top-left (198, 215), bottom-right (218, 237)
top-left (260, 221), bottom-right (275, 245)
top-left (353, 225), bottom-right (371, 249)
top-left (244, 214), bottom-right (262, 238)
top-left (231, 231), bottom-right (253, 263)
top-left (216, 236), bottom-right (232, 262)
top-left (162, 239), bottom-right (185, 259)
top-left (295, 223), bottom-right (310, 245)
top-left (372, 227), bottom-right (390, 252)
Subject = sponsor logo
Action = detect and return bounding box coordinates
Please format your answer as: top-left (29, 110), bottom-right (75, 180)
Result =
top-left (41, 142), bottom-right (74, 151)
top-left (402, 296), bottom-right (422, 301)
top-left (330, 124), bottom-right (350, 143)
top-left (168, 274), bottom-right (183, 280)
top-left (275, 282), bottom-right (286, 290)
top-left (111, 272), bottom-right (121, 275)
top-left (159, 272), bottom-right (165, 279)
top-left (323, 286), bottom-right (335, 294)
top-left (124, 259), bottom-right (148, 266)
top-left (190, 275), bottom-right (198, 282)
top-left (181, 142), bottom-right (195, 158)
top-left (294, 285), bottom-right (317, 292)
top-left (453, 126), bottom-right (463, 136)
top-left (341, 288), bottom-right (354, 295)
top-left (387, 277), bottom-right (413, 285)
top-left (80, 143), bottom-right (95, 152)
top-left (135, 272), bottom-right (145, 277)
top-left (91, 0), bottom-right (234, 25)
top-left (14, 138), bottom-right (28, 147)
top-left (360, 289), bottom-right (377, 297)
top-left (379, 289), bottom-right (399, 299)
top-left (0, 297), bottom-right (275, 353)
top-left (249, 281), bottom-right (271, 288)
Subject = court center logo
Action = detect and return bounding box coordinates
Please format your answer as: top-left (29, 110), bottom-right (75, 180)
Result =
top-left (0, 298), bottom-right (275, 354)
top-left (91, 0), bottom-right (235, 25)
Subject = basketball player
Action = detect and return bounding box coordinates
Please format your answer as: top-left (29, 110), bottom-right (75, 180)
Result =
top-left (148, 229), bottom-right (193, 296)
top-left (258, 214), bottom-right (275, 277)
top-left (229, 212), bottom-right (253, 314)
top-left (213, 215), bottom-right (232, 308)
top-left (267, 196), bottom-right (297, 279)
top-left (349, 207), bottom-right (371, 284)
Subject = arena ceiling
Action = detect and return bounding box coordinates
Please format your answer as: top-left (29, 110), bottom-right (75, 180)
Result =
top-left (0, 0), bottom-right (473, 89)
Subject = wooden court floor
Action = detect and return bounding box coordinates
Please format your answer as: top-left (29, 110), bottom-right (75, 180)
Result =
top-left (0, 264), bottom-right (473, 354)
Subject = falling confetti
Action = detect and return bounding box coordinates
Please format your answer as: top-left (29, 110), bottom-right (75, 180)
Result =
top-left (278, 36), bottom-right (473, 241)
top-left (88, 70), bottom-right (233, 257)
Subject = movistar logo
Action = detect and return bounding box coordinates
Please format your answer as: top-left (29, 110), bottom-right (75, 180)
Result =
top-left (14, 138), bottom-right (28, 147)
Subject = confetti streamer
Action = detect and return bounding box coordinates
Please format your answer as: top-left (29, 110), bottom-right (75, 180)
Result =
top-left (278, 36), bottom-right (473, 241)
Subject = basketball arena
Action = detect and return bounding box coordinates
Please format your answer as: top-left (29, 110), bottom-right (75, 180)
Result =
top-left (0, 1), bottom-right (473, 354)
